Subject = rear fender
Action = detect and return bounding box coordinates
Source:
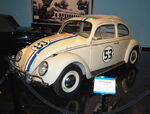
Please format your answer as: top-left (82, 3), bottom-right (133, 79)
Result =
top-left (124, 39), bottom-right (141, 63)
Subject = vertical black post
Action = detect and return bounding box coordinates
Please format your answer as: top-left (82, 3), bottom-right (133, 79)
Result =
top-left (95, 94), bottom-right (106, 113)
top-left (101, 94), bottom-right (106, 112)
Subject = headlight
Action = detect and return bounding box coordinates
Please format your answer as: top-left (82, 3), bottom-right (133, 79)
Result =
top-left (16, 51), bottom-right (23, 62)
top-left (38, 61), bottom-right (48, 76)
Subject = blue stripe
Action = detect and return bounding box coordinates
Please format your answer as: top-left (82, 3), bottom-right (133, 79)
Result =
top-left (95, 77), bottom-right (116, 81)
top-left (83, 17), bottom-right (88, 21)
top-left (27, 35), bottom-right (78, 71)
top-left (94, 91), bottom-right (116, 95)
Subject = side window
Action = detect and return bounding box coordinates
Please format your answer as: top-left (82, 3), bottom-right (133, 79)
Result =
top-left (118, 24), bottom-right (129, 37)
top-left (94, 25), bottom-right (115, 40)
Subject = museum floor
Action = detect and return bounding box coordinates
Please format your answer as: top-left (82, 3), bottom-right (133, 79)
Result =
top-left (0, 50), bottom-right (150, 114)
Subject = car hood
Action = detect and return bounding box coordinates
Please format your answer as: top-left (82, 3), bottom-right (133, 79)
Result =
top-left (17, 33), bottom-right (88, 73)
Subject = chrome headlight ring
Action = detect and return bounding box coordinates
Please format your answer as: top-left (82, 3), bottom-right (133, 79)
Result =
top-left (38, 61), bottom-right (48, 76)
top-left (15, 51), bottom-right (23, 62)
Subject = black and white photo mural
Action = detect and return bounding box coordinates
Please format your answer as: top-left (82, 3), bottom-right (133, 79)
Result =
top-left (32, 0), bottom-right (93, 25)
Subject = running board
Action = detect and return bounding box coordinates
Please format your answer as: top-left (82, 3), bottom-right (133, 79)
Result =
top-left (91, 61), bottom-right (125, 77)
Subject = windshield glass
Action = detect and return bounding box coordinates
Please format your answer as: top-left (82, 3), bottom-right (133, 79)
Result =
top-left (60, 20), bottom-right (92, 38)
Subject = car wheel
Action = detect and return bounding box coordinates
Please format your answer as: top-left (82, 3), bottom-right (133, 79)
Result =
top-left (128, 48), bottom-right (138, 65)
top-left (53, 64), bottom-right (83, 98)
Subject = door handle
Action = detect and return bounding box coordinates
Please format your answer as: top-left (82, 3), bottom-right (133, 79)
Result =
top-left (114, 42), bottom-right (119, 44)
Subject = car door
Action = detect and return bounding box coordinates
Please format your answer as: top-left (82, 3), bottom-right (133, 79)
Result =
top-left (116, 23), bottom-right (131, 61)
top-left (90, 24), bottom-right (120, 72)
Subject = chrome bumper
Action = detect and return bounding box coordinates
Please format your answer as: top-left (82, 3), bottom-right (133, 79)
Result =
top-left (8, 58), bottom-right (48, 87)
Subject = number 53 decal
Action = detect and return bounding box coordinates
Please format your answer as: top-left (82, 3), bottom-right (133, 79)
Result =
top-left (32, 40), bottom-right (50, 51)
top-left (103, 46), bottom-right (114, 63)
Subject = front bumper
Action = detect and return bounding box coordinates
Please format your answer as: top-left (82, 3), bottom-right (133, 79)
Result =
top-left (8, 58), bottom-right (48, 87)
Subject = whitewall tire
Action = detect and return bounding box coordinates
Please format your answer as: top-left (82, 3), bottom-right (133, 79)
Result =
top-left (128, 48), bottom-right (138, 65)
top-left (61, 70), bottom-right (80, 93)
top-left (53, 64), bottom-right (83, 98)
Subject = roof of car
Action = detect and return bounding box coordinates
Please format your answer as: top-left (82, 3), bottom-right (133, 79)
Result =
top-left (83, 15), bottom-right (121, 19)
top-left (69, 15), bottom-right (122, 23)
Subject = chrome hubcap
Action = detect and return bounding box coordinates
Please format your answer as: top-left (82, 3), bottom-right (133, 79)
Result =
top-left (65, 75), bottom-right (76, 88)
top-left (62, 70), bottom-right (80, 93)
top-left (130, 50), bottom-right (137, 64)
top-left (131, 52), bottom-right (136, 61)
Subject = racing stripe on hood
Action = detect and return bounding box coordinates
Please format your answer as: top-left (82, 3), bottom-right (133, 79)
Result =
top-left (81, 17), bottom-right (88, 21)
top-left (24, 50), bottom-right (36, 72)
top-left (25, 34), bottom-right (78, 72)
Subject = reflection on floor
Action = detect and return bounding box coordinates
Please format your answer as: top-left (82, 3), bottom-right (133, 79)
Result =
top-left (0, 51), bottom-right (150, 114)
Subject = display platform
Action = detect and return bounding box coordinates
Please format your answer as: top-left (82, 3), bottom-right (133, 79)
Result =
top-left (0, 51), bottom-right (150, 114)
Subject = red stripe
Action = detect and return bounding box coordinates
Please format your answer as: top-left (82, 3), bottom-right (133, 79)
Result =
top-left (23, 36), bottom-right (68, 72)
top-left (81, 17), bottom-right (86, 21)
top-left (24, 50), bottom-right (36, 72)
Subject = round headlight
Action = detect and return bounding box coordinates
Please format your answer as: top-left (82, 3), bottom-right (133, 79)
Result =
top-left (39, 61), bottom-right (48, 76)
top-left (16, 51), bottom-right (23, 62)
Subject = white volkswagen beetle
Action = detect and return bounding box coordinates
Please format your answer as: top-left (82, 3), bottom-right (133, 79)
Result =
top-left (13, 15), bottom-right (141, 97)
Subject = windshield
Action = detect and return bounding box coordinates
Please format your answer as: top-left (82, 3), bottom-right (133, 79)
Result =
top-left (59, 20), bottom-right (92, 38)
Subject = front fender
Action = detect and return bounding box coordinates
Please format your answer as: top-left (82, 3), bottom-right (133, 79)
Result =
top-left (41, 52), bottom-right (91, 85)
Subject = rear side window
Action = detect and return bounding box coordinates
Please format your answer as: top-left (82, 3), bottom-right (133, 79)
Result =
top-left (118, 24), bottom-right (129, 37)
top-left (94, 24), bottom-right (115, 39)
